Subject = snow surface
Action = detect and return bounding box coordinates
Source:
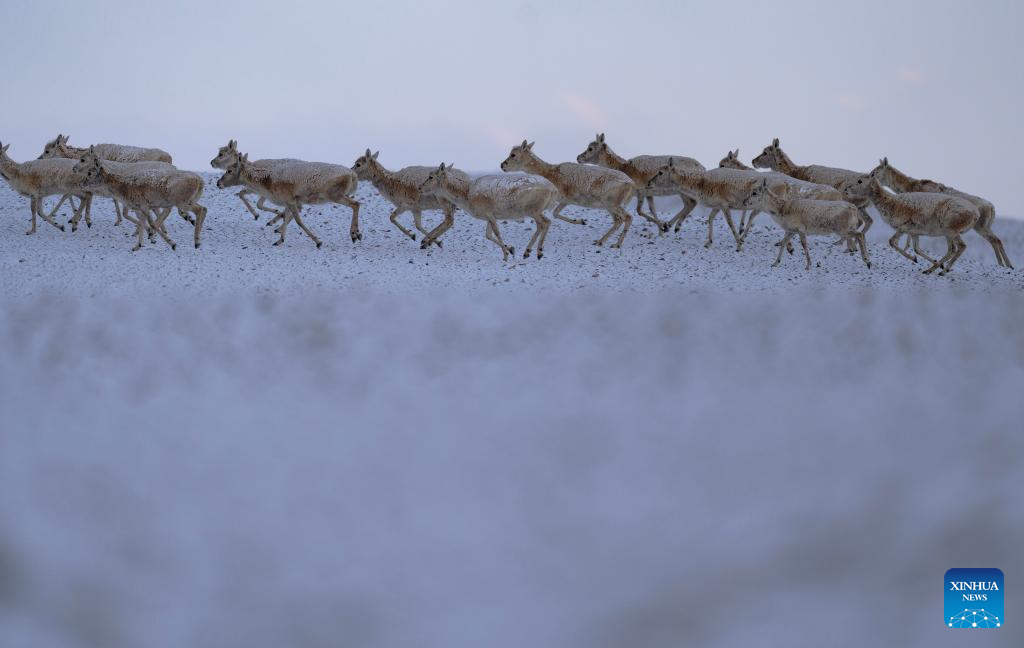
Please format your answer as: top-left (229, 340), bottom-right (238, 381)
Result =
top-left (1, 174), bottom-right (1022, 647)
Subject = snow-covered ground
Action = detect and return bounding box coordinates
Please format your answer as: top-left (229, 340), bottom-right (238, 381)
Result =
top-left (1, 175), bottom-right (1022, 647)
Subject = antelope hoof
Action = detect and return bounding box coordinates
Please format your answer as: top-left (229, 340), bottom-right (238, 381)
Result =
top-left (611, 243), bottom-right (622, 249)
top-left (434, 239), bottom-right (443, 248)
top-left (703, 241), bottom-right (712, 249)
top-left (171, 243), bottom-right (177, 251)
top-left (659, 222), bottom-right (670, 233)
top-left (524, 249), bottom-right (531, 259)
top-left (592, 240), bottom-right (602, 246)
top-left (508, 246), bottom-right (515, 256)
top-left (580, 219), bottom-right (587, 226)
top-left (315, 240), bottom-right (323, 249)
top-left (195, 242), bottom-right (200, 249)
top-left (59, 225), bottom-right (65, 232)
top-left (86, 222), bottom-right (92, 228)
top-left (273, 240), bottom-right (284, 247)
top-left (410, 233), bottom-right (417, 241)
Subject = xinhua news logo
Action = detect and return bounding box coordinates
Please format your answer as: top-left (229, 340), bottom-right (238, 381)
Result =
top-left (945, 568), bottom-right (1003, 628)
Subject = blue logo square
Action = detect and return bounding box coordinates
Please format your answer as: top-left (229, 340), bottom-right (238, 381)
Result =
top-left (945, 568), bottom-right (1003, 628)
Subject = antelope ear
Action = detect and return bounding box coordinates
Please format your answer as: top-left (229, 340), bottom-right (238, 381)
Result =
top-left (772, 138), bottom-right (780, 147)
top-left (882, 157), bottom-right (889, 166)
top-left (668, 157), bottom-right (676, 168)
top-left (242, 153), bottom-right (249, 162)
top-left (1, 143), bottom-right (9, 153)
top-left (229, 139), bottom-right (237, 149)
top-left (526, 141), bottom-right (535, 150)
top-left (598, 133), bottom-right (605, 142)
top-left (373, 150), bottom-right (379, 159)
top-left (437, 162), bottom-right (446, 171)
top-left (521, 139), bottom-right (528, 147)
top-left (733, 148), bottom-right (740, 157)
top-left (365, 148), bottom-right (372, 156)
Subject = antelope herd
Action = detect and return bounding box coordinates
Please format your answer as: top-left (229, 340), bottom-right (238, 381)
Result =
top-left (0, 134), bottom-right (1015, 275)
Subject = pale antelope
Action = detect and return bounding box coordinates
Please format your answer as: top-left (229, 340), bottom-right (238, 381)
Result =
top-left (752, 138), bottom-right (873, 233)
top-left (741, 178), bottom-right (870, 270)
top-left (352, 149), bottom-right (465, 248)
top-left (419, 163), bottom-right (559, 261)
top-left (501, 140), bottom-right (636, 247)
top-left (576, 133), bottom-right (704, 231)
top-left (74, 148), bottom-right (206, 251)
top-left (210, 139), bottom-right (301, 223)
top-left (870, 157), bottom-right (1012, 269)
top-left (844, 175), bottom-right (977, 275)
top-left (0, 141), bottom-right (89, 234)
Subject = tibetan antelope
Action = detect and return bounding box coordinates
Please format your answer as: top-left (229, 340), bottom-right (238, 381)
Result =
top-left (741, 178), bottom-right (870, 270)
top-left (352, 149), bottom-right (466, 248)
top-left (752, 138), bottom-right (873, 233)
top-left (0, 141), bottom-right (91, 234)
top-left (501, 140), bottom-right (636, 247)
top-left (717, 149), bottom-right (846, 249)
top-left (419, 163), bottom-right (559, 261)
top-left (216, 153), bottom-right (361, 247)
top-left (870, 157), bottom-right (1012, 269)
top-left (844, 175), bottom-right (977, 275)
top-left (576, 133), bottom-right (704, 231)
top-left (73, 148), bottom-right (206, 250)
top-left (210, 139), bottom-right (301, 223)
top-left (39, 134), bottom-right (173, 226)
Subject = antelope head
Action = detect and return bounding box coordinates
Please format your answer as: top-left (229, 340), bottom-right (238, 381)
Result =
top-left (576, 132), bottom-right (607, 164)
top-left (500, 140), bottom-right (536, 172)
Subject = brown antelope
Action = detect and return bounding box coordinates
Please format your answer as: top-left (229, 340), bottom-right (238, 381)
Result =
top-left (39, 134), bottom-right (174, 226)
top-left (501, 140), bottom-right (636, 248)
top-left (73, 148), bottom-right (207, 251)
top-left (646, 160), bottom-right (766, 249)
top-left (352, 149), bottom-right (466, 248)
top-left (576, 133), bottom-right (704, 231)
top-left (869, 157), bottom-right (1012, 269)
top-left (419, 163), bottom-right (559, 261)
top-left (717, 148), bottom-right (846, 248)
top-left (216, 153), bottom-right (361, 247)
top-left (741, 178), bottom-right (870, 270)
top-left (844, 175), bottom-right (977, 275)
top-left (752, 138), bottom-right (873, 233)
top-left (0, 141), bottom-right (93, 234)
top-left (210, 140), bottom-right (301, 223)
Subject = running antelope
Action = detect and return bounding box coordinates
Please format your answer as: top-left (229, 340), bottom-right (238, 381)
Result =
top-left (844, 175), bottom-right (977, 275)
top-left (717, 148), bottom-right (846, 249)
top-left (39, 134), bottom-right (173, 226)
top-left (352, 149), bottom-right (465, 248)
top-left (419, 163), bottom-right (559, 261)
top-left (0, 141), bottom-right (89, 234)
top-left (576, 133), bottom-right (704, 231)
top-left (73, 148), bottom-right (207, 251)
top-left (647, 159), bottom-right (764, 249)
top-left (870, 157), bottom-right (1012, 269)
top-left (210, 139), bottom-right (301, 223)
top-left (501, 140), bottom-right (634, 248)
top-left (752, 138), bottom-right (873, 233)
top-left (216, 153), bottom-right (361, 247)
top-left (741, 178), bottom-right (870, 270)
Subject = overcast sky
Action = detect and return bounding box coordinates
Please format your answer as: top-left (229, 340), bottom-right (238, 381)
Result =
top-left (3, 0), bottom-right (1022, 215)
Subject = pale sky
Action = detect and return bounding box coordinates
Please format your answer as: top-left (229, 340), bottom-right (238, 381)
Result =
top-left (3, 0), bottom-right (1022, 215)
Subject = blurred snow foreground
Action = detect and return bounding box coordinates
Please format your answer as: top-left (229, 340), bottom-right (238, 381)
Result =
top-left (1, 179), bottom-right (1023, 646)
top-left (1, 288), bottom-right (1022, 648)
